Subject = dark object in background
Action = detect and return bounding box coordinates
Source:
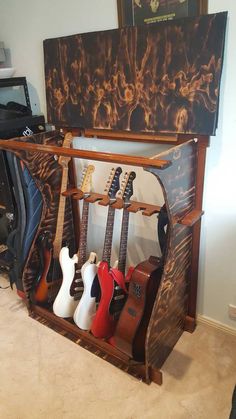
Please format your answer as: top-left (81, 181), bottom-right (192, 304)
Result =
top-left (0, 77), bottom-right (45, 291)
top-left (6, 101), bottom-right (32, 115)
top-left (0, 114), bottom-right (45, 139)
top-left (0, 77), bottom-right (44, 139)
top-left (0, 101), bottom-right (32, 121)
top-left (117, 0), bottom-right (208, 27)
top-left (5, 154), bottom-right (43, 293)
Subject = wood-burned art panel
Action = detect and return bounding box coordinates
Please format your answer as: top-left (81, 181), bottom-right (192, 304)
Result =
top-left (44, 12), bottom-right (227, 135)
top-left (6, 132), bottom-right (76, 301)
top-left (145, 140), bottom-right (197, 371)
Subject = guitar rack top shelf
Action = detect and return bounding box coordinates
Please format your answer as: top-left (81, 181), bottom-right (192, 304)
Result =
top-left (0, 139), bottom-right (171, 169)
top-left (63, 188), bottom-right (203, 225)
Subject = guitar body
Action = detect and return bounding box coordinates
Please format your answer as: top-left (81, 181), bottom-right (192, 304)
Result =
top-left (53, 246), bottom-right (78, 318)
top-left (73, 252), bottom-right (97, 330)
top-left (33, 245), bottom-right (52, 304)
top-left (31, 133), bottom-right (74, 306)
top-left (113, 258), bottom-right (162, 361)
top-left (32, 235), bottom-right (62, 305)
top-left (91, 261), bottom-right (116, 338)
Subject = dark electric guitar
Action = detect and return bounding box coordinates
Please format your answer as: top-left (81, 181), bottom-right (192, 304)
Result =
top-left (91, 167), bottom-right (122, 338)
top-left (31, 133), bottom-right (73, 305)
top-left (109, 171), bottom-right (136, 319)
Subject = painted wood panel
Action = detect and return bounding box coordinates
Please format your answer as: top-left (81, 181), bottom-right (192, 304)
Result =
top-left (44, 12), bottom-right (227, 135)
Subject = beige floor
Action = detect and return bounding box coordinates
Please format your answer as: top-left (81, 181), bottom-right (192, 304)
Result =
top-left (0, 274), bottom-right (235, 419)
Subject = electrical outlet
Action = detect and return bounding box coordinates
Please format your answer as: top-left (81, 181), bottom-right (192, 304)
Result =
top-left (228, 304), bottom-right (236, 320)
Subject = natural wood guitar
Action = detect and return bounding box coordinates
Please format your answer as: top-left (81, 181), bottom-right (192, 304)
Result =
top-left (31, 132), bottom-right (73, 305)
top-left (113, 257), bottom-right (163, 361)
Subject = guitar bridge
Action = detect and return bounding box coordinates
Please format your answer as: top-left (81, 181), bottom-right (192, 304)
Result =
top-left (114, 294), bottom-right (125, 301)
top-left (74, 278), bottom-right (83, 283)
top-left (74, 286), bottom-right (83, 292)
top-left (127, 307), bottom-right (137, 318)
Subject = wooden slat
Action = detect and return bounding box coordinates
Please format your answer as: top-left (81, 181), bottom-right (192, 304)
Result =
top-left (84, 128), bottom-right (178, 143)
top-left (177, 210), bottom-right (204, 227)
top-left (60, 127), bottom-right (209, 145)
top-left (0, 139), bottom-right (171, 169)
top-left (30, 305), bottom-right (136, 364)
top-left (29, 305), bottom-right (159, 383)
top-left (63, 188), bottom-right (161, 216)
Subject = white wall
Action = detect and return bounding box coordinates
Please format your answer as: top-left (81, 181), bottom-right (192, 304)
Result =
top-left (0, 0), bottom-right (235, 329)
top-left (198, 1), bottom-right (236, 329)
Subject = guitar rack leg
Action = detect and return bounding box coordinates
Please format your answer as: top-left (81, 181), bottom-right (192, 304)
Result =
top-left (148, 367), bottom-right (163, 386)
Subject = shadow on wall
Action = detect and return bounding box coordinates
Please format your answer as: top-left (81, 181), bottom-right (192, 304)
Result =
top-left (205, 15), bottom-right (229, 171)
top-left (27, 82), bottom-right (42, 116)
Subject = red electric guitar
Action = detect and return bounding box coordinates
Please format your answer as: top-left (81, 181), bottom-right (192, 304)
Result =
top-left (91, 170), bottom-right (136, 339)
top-left (109, 171), bottom-right (136, 318)
top-left (91, 167), bottom-right (122, 338)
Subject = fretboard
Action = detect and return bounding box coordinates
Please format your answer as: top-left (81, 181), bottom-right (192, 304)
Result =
top-left (53, 164), bottom-right (69, 258)
top-left (77, 200), bottom-right (89, 267)
top-left (102, 206), bottom-right (115, 265)
top-left (118, 209), bottom-right (130, 274)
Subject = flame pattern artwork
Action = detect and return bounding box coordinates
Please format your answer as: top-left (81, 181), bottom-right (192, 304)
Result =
top-left (44, 12), bottom-right (227, 135)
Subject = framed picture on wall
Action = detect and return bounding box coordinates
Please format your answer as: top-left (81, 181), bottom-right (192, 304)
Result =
top-left (117, 0), bottom-right (208, 27)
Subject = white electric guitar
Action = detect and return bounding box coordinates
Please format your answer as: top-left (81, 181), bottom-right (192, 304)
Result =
top-left (73, 251), bottom-right (98, 330)
top-left (53, 165), bottom-right (95, 318)
top-left (73, 167), bottom-right (121, 330)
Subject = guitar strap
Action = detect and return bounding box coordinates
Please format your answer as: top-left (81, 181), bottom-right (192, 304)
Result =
top-left (0, 151), bottom-right (16, 272)
top-left (5, 153), bottom-right (26, 290)
top-left (110, 267), bottom-right (128, 294)
top-left (18, 160), bottom-right (43, 266)
top-left (157, 204), bottom-right (169, 259)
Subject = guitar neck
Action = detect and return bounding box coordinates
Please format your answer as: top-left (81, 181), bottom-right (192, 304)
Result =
top-left (77, 200), bottom-right (89, 267)
top-left (118, 209), bottom-right (130, 274)
top-left (53, 165), bottom-right (69, 259)
top-left (102, 206), bottom-right (115, 265)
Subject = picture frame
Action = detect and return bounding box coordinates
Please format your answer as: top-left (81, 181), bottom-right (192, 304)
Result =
top-left (117, 0), bottom-right (208, 27)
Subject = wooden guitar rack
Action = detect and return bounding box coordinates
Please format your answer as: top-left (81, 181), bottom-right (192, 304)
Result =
top-left (63, 188), bottom-right (162, 217)
top-left (0, 131), bottom-right (208, 385)
top-left (64, 188), bottom-right (203, 223)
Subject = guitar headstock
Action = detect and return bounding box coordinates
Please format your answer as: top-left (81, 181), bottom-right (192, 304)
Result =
top-left (80, 165), bottom-right (95, 194)
top-left (104, 167), bottom-right (122, 202)
top-left (58, 132), bottom-right (73, 167)
top-left (117, 171), bottom-right (136, 207)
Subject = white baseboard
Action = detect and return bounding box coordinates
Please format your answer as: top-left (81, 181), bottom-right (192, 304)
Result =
top-left (197, 314), bottom-right (236, 337)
